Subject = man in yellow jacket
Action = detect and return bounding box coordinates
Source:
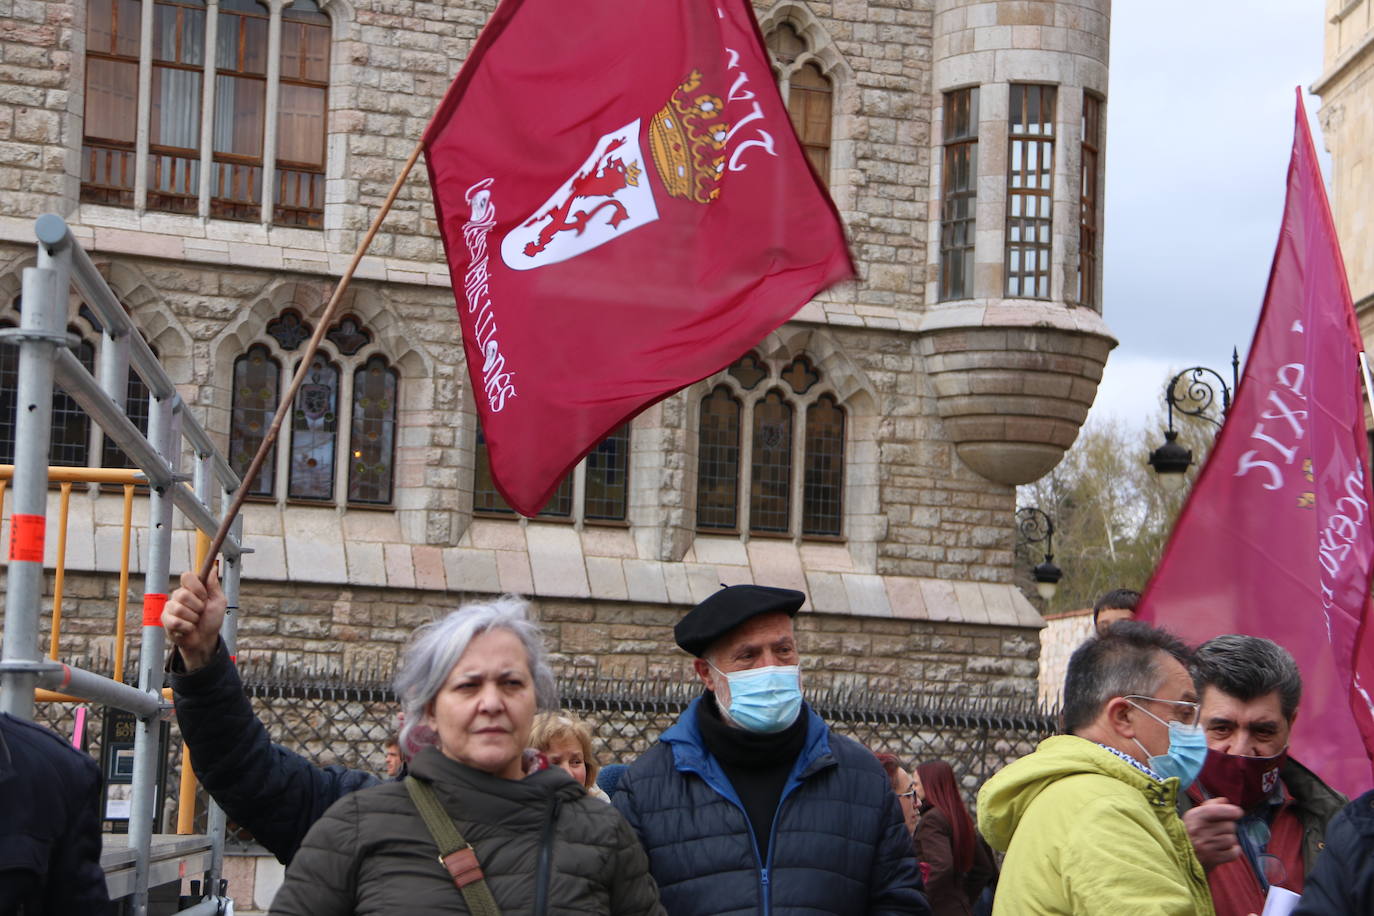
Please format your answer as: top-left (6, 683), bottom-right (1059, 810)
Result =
top-left (977, 622), bottom-right (1226, 915)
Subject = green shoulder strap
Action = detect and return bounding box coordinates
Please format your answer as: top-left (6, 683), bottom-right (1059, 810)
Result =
top-left (403, 775), bottom-right (503, 916)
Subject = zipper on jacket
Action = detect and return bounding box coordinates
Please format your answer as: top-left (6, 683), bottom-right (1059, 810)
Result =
top-left (534, 795), bottom-right (560, 916)
top-left (760, 866), bottom-right (770, 914)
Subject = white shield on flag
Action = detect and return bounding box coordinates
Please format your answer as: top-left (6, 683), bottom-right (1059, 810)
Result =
top-left (501, 119), bottom-right (659, 271)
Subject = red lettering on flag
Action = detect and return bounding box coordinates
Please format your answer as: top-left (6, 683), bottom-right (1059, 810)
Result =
top-left (422, 0), bottom-right (853, 516)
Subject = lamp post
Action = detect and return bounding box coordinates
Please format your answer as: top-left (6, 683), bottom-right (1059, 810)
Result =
top-left (1147, 348), bottom-right (1240, 491)
top-left (1016, 506), bottom-right (1062, 603)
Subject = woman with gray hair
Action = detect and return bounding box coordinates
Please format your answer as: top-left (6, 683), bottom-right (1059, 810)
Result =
top-left (270, 595), bottom-right (664, 915)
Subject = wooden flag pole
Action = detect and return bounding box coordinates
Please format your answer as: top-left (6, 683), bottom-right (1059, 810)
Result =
top-left (197, 137), bottom-right (428, 582)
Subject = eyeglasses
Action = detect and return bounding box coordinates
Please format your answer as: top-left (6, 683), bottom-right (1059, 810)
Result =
top-left (897, 785), bottom-right (918, 800)
top-left (1123, 695), bottom-right (1202, 727)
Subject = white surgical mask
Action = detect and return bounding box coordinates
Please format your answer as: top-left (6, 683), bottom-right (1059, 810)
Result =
top-left (710, 663), bottom-right (803, 733)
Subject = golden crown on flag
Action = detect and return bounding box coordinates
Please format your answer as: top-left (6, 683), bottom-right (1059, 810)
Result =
top-left (648, 71), bottom-right (727, 203)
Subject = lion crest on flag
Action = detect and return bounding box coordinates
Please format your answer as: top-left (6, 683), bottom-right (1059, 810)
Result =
top-left (501, 71), bottom-right (727, 270)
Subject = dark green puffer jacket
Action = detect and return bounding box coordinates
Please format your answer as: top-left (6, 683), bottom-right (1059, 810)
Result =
top-left (270, 747), bottom-right (666, 915)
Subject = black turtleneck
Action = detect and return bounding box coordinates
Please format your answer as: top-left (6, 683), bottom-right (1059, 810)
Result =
top-left (695, 692), bottom-right (808, 861)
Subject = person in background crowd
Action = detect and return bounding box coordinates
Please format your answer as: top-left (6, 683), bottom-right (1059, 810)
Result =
top-left (978, 621), bottom-right (1221, 914)
top-left (613, 584), bottom-right (930, 915)
top-left (0, 712), bottom-right (112, 915)
top-left (382, 732), bottom-right (405, 778)
top-left (876, 752), bottom-right (920, 835)
top-left (531, 710), bottom-right (610, 801)
top-left (1293, 788), bottom-right (1374, 914)
top-left (1093, 588), bottom-right (1140, 636)
top-left (1181, 635), bottom-right (1346, 916)
top-left (912, 760), bottom-right (996, 916)
top-left (269, 596), bottom-right (664, 915)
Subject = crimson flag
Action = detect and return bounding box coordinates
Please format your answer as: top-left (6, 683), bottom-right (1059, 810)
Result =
top-left (1138, 91), bottom-right (1374, 796)
top-left (422, 0), bottom-right (853, 515)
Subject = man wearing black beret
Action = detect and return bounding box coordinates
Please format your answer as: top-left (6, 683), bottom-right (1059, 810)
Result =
top-left (612, 584), bottom-right (930, 915)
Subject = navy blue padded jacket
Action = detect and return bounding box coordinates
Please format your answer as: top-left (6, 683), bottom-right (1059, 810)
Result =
top-left (613, 696), bottom-right (929, 916)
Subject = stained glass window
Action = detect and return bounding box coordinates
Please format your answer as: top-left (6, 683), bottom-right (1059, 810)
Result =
top-left (326, 315), bottom-right (372, 356)
top-left (267, 309), bottom-right (311, 351)
top-left (585, 422), bottom-right (630, 521)
top-left (229, 344), bottom-right (279, 496)
top-left (803, 396), bottom-right (844, 537)
top-left (696, 386), bottom-right (741, 531)
top-left (749, 390), bottom-right (792, 533)
top-left (781, 356), bottom-right (819, 395)
top-left (697, 356), bottom-right (847, 538)
top-left (728, 352), bottom-right (767, 390)
top-left (288, 354), bottom-right (338, 500)
top-left (347, 355), bottom-right (396, 505)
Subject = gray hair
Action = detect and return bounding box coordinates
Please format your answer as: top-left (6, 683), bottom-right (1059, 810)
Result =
top-left (1191, 634), bottom-right (1302, 722)
top-left (1062, 620), bottom-right (1193, 734)
top-left (394, 595), bottom-right (558, 752)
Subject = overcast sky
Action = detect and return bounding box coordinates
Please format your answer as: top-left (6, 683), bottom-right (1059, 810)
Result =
top-left (1089, 1), bottom-right (1330, 434)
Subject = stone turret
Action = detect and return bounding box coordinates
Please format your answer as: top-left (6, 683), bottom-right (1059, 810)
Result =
top-left (922, 0), bottom-right (1117, 485)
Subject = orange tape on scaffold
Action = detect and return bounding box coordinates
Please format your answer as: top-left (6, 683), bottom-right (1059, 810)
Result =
top-left (142, 593), bottom-right (168, 627)
top-left (9, 513), bottom-right (44, 563)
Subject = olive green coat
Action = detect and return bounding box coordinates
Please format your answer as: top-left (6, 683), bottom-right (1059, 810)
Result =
top-left (270, 747), bottom-right (665, 915)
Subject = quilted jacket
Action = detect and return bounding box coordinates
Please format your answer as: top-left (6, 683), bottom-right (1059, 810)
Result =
top-left (270, 747), bottom-right (665, 915)
top-left (612, 696), bottom-right (929, 916)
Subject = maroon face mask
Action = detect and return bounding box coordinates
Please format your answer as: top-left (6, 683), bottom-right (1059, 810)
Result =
top-left (1198, 746), bottom-right (1288, 809)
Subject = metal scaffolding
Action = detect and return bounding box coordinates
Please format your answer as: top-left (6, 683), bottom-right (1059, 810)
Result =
top-left (0, 215), bottom-right (243, 915)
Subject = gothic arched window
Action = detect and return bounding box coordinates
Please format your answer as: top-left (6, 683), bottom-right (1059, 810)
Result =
top-left (766, 22), bottom-right (834, 184)
top-left (695, 352), bottom-right (846, 538)
top-left (229, 312), bottom-right (399, 506)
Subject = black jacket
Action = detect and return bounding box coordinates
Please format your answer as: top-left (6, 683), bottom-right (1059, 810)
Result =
top-left (1294, 788), bottom-right (1374, 915)
top-left (168, 639), bottom-right (380, 863)
top-left (613, 696), bottom-right (929, 915)
top-left (0, 713), bottom-right (112, 915)
top-left (270, 748), bottom-right (664, 915)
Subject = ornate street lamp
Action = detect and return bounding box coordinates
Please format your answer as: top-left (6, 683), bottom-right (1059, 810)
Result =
top-left (1016, 506), bottom-right (1062, 602)
top-left (1147, 348), bottom-right (1240, 491)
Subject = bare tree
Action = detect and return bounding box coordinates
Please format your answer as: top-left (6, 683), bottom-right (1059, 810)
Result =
top-left (1014, 405), bottom-right (1217, 614)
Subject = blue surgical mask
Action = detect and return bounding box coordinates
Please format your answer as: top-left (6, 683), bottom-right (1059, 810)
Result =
top-left (710, 663), bottom-right (803, 733)
top-left (1128, 702), bottom-right (1208, 790)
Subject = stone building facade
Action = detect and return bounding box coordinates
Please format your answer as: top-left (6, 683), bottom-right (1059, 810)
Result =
top-left (1316, 0), bottom-right (1374, 339)
top-left (0, 0), bottom-right (1115, 698)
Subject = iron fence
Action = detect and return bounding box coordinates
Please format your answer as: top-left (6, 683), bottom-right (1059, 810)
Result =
top-left (32, 661), bottom-right (1060, 848)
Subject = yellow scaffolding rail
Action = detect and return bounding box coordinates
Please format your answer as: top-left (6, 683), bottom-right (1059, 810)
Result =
top-left (0, 465), bottom-right (205, 838)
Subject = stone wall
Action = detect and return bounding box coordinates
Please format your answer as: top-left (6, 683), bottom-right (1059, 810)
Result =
top-left (23, 569), bottom-right (1040, 700)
